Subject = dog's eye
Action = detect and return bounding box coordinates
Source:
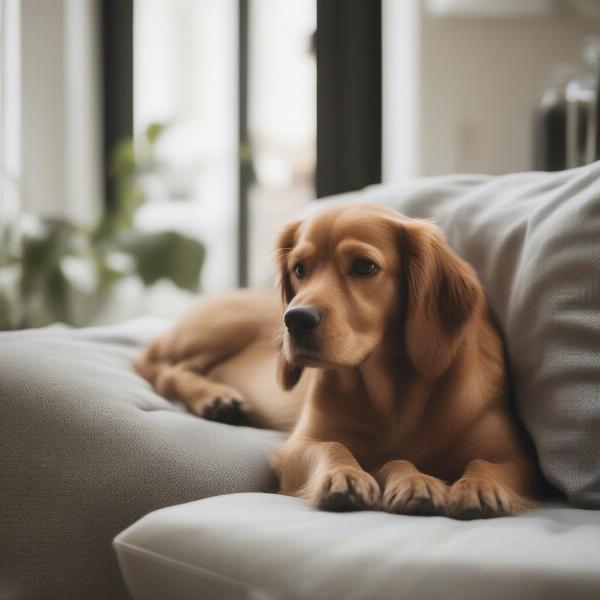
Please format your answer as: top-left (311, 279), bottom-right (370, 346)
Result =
top-left (351, 258), bottom-right (377, 276)
top-left (294, 263), bottom-right (305, 279)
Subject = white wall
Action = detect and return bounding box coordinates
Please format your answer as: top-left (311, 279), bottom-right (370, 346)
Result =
top-left (383, 1), bottom-right (599, 181)
top-left (64, 0), bottom-right (102, 224)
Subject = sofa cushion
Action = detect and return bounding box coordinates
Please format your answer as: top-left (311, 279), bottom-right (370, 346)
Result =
top-left (114, 492), bottom-right (600, 600)
top-left (0, 320), bottom-right (285, 600)
top-left (318, 161), bottom-right (600, 508)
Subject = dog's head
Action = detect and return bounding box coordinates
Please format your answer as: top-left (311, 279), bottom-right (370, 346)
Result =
top-left (275, 203), bottom-right (482, 389)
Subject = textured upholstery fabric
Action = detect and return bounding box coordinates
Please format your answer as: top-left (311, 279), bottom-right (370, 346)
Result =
top-left (0, 320), bottom-right (285, 600)
top-left (317, 161), bottom-right (600, 507)
top-left (115, 493), bottom-right (600, 600)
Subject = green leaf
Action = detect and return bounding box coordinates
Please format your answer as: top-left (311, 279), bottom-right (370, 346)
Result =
top-left (20, 219), bottom-right (81, 296)
top-left (146, 123), bottom-right (165, 145)
top-left (110, 139), bottom-right (137, 180)
top-left (45, 263), bottom-right (72, 324)
top-left (115, 231), bottom-right (205, 292)
top-left (0, 118), bottom-right (206, 330)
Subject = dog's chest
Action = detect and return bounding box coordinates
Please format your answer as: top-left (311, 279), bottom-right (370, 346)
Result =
top-left (345, 410), bottom-right (456, 476)
top-left (320, 373), bottom-right (461, 476)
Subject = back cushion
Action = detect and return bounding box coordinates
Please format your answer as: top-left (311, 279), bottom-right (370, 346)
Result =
top-left (322, 162), bottom-right (600, 508)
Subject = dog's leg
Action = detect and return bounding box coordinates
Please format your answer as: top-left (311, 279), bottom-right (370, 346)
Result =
top-left (133, 293), bottom-right (277, 424)
top-left (376, 460), bottom-right (449, 516)
top-left (271, 439), bottom-right (380, 511)
top-left (447, 458), bottom-right (537, 519)
top-left (155, 361), bottom-right (249, 425)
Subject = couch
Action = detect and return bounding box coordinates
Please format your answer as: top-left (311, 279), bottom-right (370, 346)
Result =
top-left (2, 162), bottom-right (599, 599)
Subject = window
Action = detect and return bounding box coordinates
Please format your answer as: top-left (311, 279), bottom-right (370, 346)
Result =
top-left (133, 0), bottom-right (316, 292)
top-left (133, 0), bottom-right (239, 292)
top-left (248, 0), bottom-right (316, 286)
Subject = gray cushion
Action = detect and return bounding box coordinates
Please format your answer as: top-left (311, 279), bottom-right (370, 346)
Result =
top-left (319, 161), bottom-right (600, 508)
top-left (114, 492), bottom-right (600, 600)
top-left (0, 319), bottom-right (285, 600)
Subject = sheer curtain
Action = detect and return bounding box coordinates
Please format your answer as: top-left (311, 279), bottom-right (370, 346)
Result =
top-left (1, 0), bottom-right (102, 224)
top-left (0, 0), bottom-right (20, 219)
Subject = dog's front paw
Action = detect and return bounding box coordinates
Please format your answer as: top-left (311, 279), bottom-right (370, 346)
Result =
top-left (314, 467), bottom-right (380, 512)
top-left (189, 386), bottom-right (249, 425)
top-left (447, 478), bottom-right (521, 519)
top-left (382, 474), bottom-right (448, 516)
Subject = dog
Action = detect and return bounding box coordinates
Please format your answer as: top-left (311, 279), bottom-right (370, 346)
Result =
top-left (134, 203), bottom-right (539, 519)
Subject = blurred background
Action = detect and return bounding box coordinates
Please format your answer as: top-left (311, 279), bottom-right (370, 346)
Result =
top-left (0, 0), bottom-right (599, 329)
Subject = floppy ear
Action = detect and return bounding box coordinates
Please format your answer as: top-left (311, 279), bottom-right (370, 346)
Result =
top-left (276, 351), bottom-right (304, 391)
top-left (401, 220), bottom-right (482, 379)
top-left (274, 219), bottom-right (304, 390)
top-left (275, 219), bottom-right (302, 304)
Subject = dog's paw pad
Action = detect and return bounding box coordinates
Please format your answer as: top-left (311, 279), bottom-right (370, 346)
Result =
top-left (201, 397), bottom-right (249, 426)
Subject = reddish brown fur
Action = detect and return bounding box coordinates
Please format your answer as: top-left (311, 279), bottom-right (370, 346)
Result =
top-left (135, 204), bottom-right (539, 518)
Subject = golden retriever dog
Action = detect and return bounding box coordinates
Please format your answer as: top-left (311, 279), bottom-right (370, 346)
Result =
top-left (134, 203), bottom-right (538, 519)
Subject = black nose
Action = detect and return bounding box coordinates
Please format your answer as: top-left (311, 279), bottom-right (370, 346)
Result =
top-left (284, 305), bottom-right (321, 336)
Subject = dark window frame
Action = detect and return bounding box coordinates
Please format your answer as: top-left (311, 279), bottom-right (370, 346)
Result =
top-left (238, 0), bottom-right (250, 287)
top-left (100, 0), bottom-right (134, 209)
top-left (316, 0), bottom-right (382, 198)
